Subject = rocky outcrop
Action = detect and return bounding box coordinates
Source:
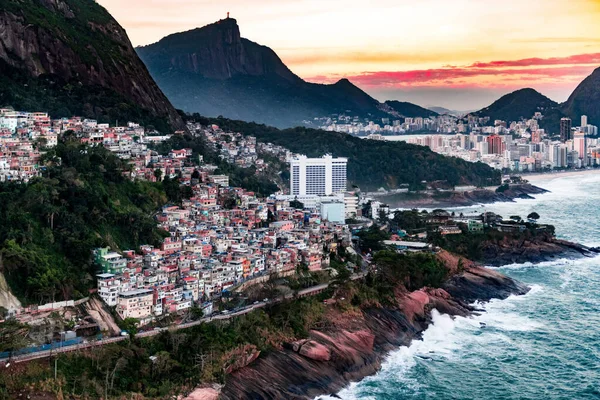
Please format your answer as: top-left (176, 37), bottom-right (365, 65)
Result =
top-left (182, 386), bottom-right (222, 400)
top-left (379, 184), bottom-right (548, 208)
top-left (0, 272), bottom-right (21, 312)
top-left (479, 234), bottom-right (600, 266)
top-left (219, 264), bottom-right (528, 400)
top-left (137, 18), bottom-right (300, 83)
top-left (0, 0), bottom-right (184, 132)
top-left (222, 345), bottom-right (261, 375)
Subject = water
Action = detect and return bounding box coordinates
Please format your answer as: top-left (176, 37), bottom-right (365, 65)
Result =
top-left (319, 172), bottom-right (600, 400)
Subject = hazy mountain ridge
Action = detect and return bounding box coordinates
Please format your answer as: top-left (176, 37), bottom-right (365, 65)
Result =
top-left (384, 100), bottom-right (439, 118)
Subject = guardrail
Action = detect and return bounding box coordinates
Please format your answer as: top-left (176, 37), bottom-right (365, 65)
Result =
top-left (1, 273), bottom-right (367, 364)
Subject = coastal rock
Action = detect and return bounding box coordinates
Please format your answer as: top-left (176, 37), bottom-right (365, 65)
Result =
top-left (220, 265), bottom-right (527, 400)
top-left (298, 340), bottom-right (331, 361)
top-left (222, 345), bottom-right (261, 375)
top-left (479, 234), bottom-right (599, 266)
top-left (183, 386), bottom-right (221, 400)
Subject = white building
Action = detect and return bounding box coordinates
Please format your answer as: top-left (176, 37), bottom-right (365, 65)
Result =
top-left (289, 155), bottom-right (347, 196)
top-left (97, 273), bottom-right (121, 307)
top-left (320, 199), bottom-right (345, 224)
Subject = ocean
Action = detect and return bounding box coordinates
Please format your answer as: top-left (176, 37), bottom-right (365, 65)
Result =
top-left (319, 172), bottom-right (600, 400)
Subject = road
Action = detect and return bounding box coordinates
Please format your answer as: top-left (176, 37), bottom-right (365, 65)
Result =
top-left (2, 273), bottom-right (366, 364)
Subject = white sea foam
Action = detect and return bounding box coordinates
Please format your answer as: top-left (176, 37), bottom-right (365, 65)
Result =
top-left (318, 174), bottom-right (600, 400)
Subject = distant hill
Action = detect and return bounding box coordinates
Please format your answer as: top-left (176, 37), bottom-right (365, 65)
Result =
top-left (137, 18), bottom-right (397, 128)
top-left (0, 0), bottom-right (184, 132)
top-left (473, 88), bottom-right (558, 121)
top-left (191, 115), bottom-right (501, 191)
top-left (562, 66), bottom-right (600, 126)
top-left (427, 106), bottom-right (472, 117)
top-left (383, 101), bottom-right (438, 119)
top-left (472, 88), bottom-right (558, 123)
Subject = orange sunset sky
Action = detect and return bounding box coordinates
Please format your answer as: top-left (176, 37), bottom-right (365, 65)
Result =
top-left (98, 0), bottom-right (600, 110)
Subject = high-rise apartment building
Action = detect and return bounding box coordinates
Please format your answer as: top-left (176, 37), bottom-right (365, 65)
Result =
top-left (574, 131), bottom-right (587, 166)
top-left (290, 155), bottom-right (348, 196)
top-left (560, 118), bottom-right (572, 142)
top-left (581, 115), bottom-right (588, 128)
top-left (486, 134), bottom-right (504, 155)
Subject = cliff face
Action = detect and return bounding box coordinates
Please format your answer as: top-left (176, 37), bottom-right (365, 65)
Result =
top-left (138, 18), bottom-right (300, 83)
top-left (136, 18), bottom-right (386, 127)
top-left (219, 258), bottom-right (529, 400)
top-left (0, 0), bottom-right (184, 132)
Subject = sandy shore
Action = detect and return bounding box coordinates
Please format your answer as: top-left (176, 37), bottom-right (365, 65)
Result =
top-left (522, 169), bottom-right (600, 182)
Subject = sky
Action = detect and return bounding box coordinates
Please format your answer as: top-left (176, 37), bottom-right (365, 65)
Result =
top-left (98, 0), bottom-right (600, 110)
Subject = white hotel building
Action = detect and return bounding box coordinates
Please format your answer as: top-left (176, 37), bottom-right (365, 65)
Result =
top-left (290, 155), bottom-right (348, 196)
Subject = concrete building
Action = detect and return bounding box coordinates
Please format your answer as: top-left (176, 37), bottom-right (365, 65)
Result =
top-left (560, 118), bottom-right (572, 142)
top-left (97, 273), bottom-right (121, 306)
top-left (116, 289), bottom-right (154, 320)
top-left (290, 155), bottom-right (347, 196)
top-left (320, 199), bottom-right (345, 224)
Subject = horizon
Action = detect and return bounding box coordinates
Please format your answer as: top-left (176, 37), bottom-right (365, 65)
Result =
top-left (97, 0), bottom-right (600, 110)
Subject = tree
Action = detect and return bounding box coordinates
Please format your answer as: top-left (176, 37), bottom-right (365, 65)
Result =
top-left (527, 212), bottom-right (540, 221)
top-left (153, 168), bottom-right (163, 181)
top-left (0, 319), bottom-right (29, 354)
top-left (191, 169), bottom-right (201, 182)
top-left (509, 215), bottom-right (522, 223)
top-left (289, 197), bottom-right (304, 210)
top-left (120, 318), bottom-right (139, 337)
top-left (222, 195), bottom-right (238, 210)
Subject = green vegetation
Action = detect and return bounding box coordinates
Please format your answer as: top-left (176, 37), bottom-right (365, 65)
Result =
top-left (391, 210), bottom-right (428, 232)
top-left (189, 115), bottom-right (501, 191)
top-left (0, 297), bottom-right (328, 398)
top-left (153, 133), bottom-right (280, 196)
top-left (371, 251), bottom-right (448, 293)
top-left (0, 141), bottom-right (171, 304)
top-left (429, 222), bottom-right (554, 261)
top-left (289, 198), bottom-right (304, 210)
top-left (356, 225), bottom-right (391, 253)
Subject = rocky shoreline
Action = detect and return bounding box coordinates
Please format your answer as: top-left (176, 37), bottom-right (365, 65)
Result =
top-left (380, 184), bottom-right (548, 209)
top-left (477, 235), bottom-right (600, 267)
top-left (214, 252), bottom-right (529, 400)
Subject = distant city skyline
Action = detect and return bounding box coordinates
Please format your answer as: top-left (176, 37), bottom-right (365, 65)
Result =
top-left (98, 0), bottom-right (600, 110)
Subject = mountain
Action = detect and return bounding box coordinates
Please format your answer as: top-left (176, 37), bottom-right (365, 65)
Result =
top-left (472, 88), bottom-right (558, 123)
top-left (427, 106), bottom-right (472, 116)
top-left (562, 66), bottom-right (600, 126)
top-left (136, 18), bottom-right (389, 128)
top-left (0, 0), bottom-right (184, 132)
top-left (383, 101), bottom-right (438, 119)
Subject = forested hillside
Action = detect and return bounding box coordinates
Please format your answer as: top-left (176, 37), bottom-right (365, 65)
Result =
top-left (0, 140), bottom-right (171, 304)
top-left (190, 115), bottom-right (501, 190)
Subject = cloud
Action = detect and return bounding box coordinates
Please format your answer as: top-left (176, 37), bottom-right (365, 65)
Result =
top-left (467, 53), bottom-right (600, 68)
top-left (306, 53), bottom-right (600, 89)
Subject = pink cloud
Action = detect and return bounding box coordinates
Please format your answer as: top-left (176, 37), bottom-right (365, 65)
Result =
top-left (308, 52), bottom-right (600, 89)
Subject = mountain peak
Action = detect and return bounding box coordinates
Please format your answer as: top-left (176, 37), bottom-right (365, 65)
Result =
top-left (562, 66), bottom-right (600, 125)
top-left (474, 88), bottom-right (557, 122)
top-left (137, 22), bottom-right (388, 127)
